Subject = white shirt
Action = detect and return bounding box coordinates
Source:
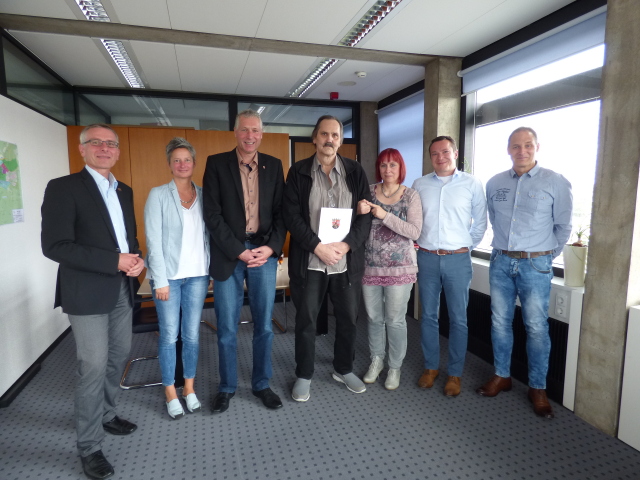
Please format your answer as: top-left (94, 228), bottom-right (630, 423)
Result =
top-left (412, 170), bottom-right (487, 250)
top-left (85, 166), bottom-right (129, 253)
top-left (171, 197), bottom-right (208, 279)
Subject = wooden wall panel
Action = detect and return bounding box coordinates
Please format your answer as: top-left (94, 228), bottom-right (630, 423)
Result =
top-left (66, 125), bottom-right (132, 185)
top-left (294, 142), bottom-right (357, 163)
top-left (258, 133), bottom-right (290, 178)
top-left (185, 130), bottom-right (237, 186)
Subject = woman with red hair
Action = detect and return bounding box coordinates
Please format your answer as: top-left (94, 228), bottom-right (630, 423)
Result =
top-left (357, 148), bottom-right (422, 390)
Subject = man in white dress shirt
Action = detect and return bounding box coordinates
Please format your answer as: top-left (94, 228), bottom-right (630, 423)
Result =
top-left (412, 135), bottom-right (487, 397)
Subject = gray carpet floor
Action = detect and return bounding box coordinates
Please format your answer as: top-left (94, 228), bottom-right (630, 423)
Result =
top-left (2, 303), bottom-right (640, 480)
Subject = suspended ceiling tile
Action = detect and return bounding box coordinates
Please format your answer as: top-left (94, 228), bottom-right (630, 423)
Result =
top-left (235, 52), bottom-right (320, 97)
top-left (305, 60), bottom-right (424, 102)
top-left (8, 31), bottom-right (125, 87)
top-left (424, 0), bottom-right (576, 56)
top-left (360, 0), bottom-right (505, 55)
top-left (351, 65), bottom-right (426, 102)
top-left (255, 0), bottom-right (371, 44)
top-left (174, 44), bottom-right (249, 94)
top-left (109, 0), bottom-right (172, 28)
top-left (166, 0), bottom-right (267, 37)
top-left (0, 0), bottom-right (76, 19)
top-left (129, 41), bottom-right (181, 91)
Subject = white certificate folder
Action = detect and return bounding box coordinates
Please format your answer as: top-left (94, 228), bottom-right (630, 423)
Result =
top-left (317, 207), bottom-right (352, 243)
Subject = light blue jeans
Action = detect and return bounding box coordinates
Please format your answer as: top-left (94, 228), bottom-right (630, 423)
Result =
top-left (417, 250), bottom-right (472, 377)
top-left (151, 275), bottom-right (209, 387)
top-left (489, 250), bottom-right (553, 389)
top-left (362, 283), bottom-right (413, 369)
top-left (214, 242), bottom-right (277, 392)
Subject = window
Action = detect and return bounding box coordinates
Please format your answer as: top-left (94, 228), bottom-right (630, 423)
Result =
top-left (237, 102), bottom-right (353, 138)
top-left (471, 46), bottom-right (603, 266)
top-left (378, 92), bottom-right (425, 188)
top-left (3, 37), bottom-right (74, 124)
top-left (473, 101), bottom-right (600, 259)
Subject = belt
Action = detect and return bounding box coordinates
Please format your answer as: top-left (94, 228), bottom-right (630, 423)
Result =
top-left (419, 247), bottom-right (469, 256)
top-left (245, 232), bottom-right (257, 242)
top-left (499, 250), bottom-right (553, 259)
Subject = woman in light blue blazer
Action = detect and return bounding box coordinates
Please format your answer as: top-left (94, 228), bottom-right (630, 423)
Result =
top-left (144, 137), bottom-right (210, 419)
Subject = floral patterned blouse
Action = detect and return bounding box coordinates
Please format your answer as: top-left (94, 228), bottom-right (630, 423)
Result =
top-left (362, 184), bottom-right (423, 286)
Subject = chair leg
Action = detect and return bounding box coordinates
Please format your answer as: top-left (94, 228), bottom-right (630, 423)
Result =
top-left (271, 288), bottom-right (287, 333)
top-left (120, 356), bottom-right (162, 390)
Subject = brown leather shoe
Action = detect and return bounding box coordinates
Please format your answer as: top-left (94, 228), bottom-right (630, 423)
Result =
top-left (417, 369), bottom-right (439, 388)
top-left (476, 375), bottom-right (512, 397)
top-left (444, 376), bottom-right (461, 397)
top-left (528, 388), bottom-right (554, 419)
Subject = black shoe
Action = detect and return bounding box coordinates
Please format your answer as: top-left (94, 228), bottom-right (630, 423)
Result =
top-left (212, 392), bottom-right (235, 413)
top-left (253, 387), bottom-right (283, 410)
top-left (81, 450), bottom-right (114, 479)
top-left (103, 416), bottom-right (137, 435)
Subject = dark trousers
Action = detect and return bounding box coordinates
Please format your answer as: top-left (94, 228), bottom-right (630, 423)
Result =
top-left (291, 270), bottom-right (361, 379)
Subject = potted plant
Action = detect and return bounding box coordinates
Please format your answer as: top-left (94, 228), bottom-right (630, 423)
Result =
top-left (563, 226), bottom-right (589, 287)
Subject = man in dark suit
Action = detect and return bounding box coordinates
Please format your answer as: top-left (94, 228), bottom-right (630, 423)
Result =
top-left (41, 124), bottom-right (144, 480)
top-left (203, 110), bottom-right (286, 413)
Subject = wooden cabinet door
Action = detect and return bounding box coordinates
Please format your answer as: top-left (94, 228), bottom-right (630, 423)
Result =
top-left (185, 130), bottom-right (237, 186)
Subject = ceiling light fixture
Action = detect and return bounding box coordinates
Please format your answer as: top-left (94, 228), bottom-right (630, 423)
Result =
top-left (74, 0), bottom-right (145, 88)
top-left (287, 0), bottom-right (402, 98)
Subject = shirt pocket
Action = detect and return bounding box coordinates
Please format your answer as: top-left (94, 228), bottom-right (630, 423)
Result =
top-left (525, 189), bottom-right (552, 214)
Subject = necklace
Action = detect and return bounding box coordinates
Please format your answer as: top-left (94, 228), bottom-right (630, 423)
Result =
top-left (381, 184), bottom-right (401, 198)
top-left (180, 184), bottom-right (195, 204)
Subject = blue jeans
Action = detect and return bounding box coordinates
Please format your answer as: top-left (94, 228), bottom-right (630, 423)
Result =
top-left (362, 283), bottom-right (413, 369)
top-left (489, 250), bottom-right (553, 389)
top-left (151, 276), bottom-right (209, 387)
top-left (214, 243), bottom-right (277, 392)
top-left (417, 250), bottom-right (472, 377)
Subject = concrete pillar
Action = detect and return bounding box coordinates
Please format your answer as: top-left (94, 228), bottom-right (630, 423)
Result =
top-left (575, 0), bottom-right (640, 436)
top-left (359, 101), bottom-right (378, 182)
top-left (422, 57), bottom-right (462, 174)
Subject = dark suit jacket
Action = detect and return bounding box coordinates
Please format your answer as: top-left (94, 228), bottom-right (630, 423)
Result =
top-left (41, 168), bottom-right (141, 315)
top-left (202, 150), bottom-right (286, 282)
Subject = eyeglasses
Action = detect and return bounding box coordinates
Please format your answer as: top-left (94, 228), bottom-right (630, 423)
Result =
top-left (83, 139), bottom-right (119, 148)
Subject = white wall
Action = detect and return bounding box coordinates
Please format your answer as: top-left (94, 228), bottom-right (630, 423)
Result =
top-left (0, 96), bottom-right (70, 397)
top-left (619, 306), bottom-right (640, 451)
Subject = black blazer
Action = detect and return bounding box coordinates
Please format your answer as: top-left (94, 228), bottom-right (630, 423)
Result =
top-left (41, 168), bottom-right (141, 315)
top-left (203, 150), bottom-right (286, 282)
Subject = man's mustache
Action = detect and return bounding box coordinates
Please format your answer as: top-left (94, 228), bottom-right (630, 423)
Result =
top-left (323, 142), bottom-right (335, 148)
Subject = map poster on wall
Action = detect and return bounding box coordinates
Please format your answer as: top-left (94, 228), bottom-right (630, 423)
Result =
top-left (0, 141), bottom-right (24, 226)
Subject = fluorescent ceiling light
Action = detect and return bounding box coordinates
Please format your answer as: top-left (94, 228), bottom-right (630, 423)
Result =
top-left (288, 0), bottom-right (402, 98)
top-left (74, 0), bottom-right (145, 88)
top-left (477, 45), bottom-right (605, 104)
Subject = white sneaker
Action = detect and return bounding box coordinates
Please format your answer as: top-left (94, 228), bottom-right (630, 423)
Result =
top-left (166, 398), bottom-right (185, 419)
top-left (385, 369), bottom-right (401, 390)
top-left (332, 372), bottom-right (366, 393)
top-left (363, 356), bottom-right (384, 384)
top-left (292, 378), bottom-right (311, 402)
top-left (182, 393), bottom-right (201, 413)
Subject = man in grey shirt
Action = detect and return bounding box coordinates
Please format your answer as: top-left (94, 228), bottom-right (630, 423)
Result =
top-left (476, 127), bottom-right (572, 419)
top-left (283, 115), bottom-right (371, 402)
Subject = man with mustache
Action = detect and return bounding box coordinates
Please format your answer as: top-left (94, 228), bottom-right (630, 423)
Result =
top-left (203, 110), bottom-right (286, 413)
top-left (284, 115), bottom-right (372, 402)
